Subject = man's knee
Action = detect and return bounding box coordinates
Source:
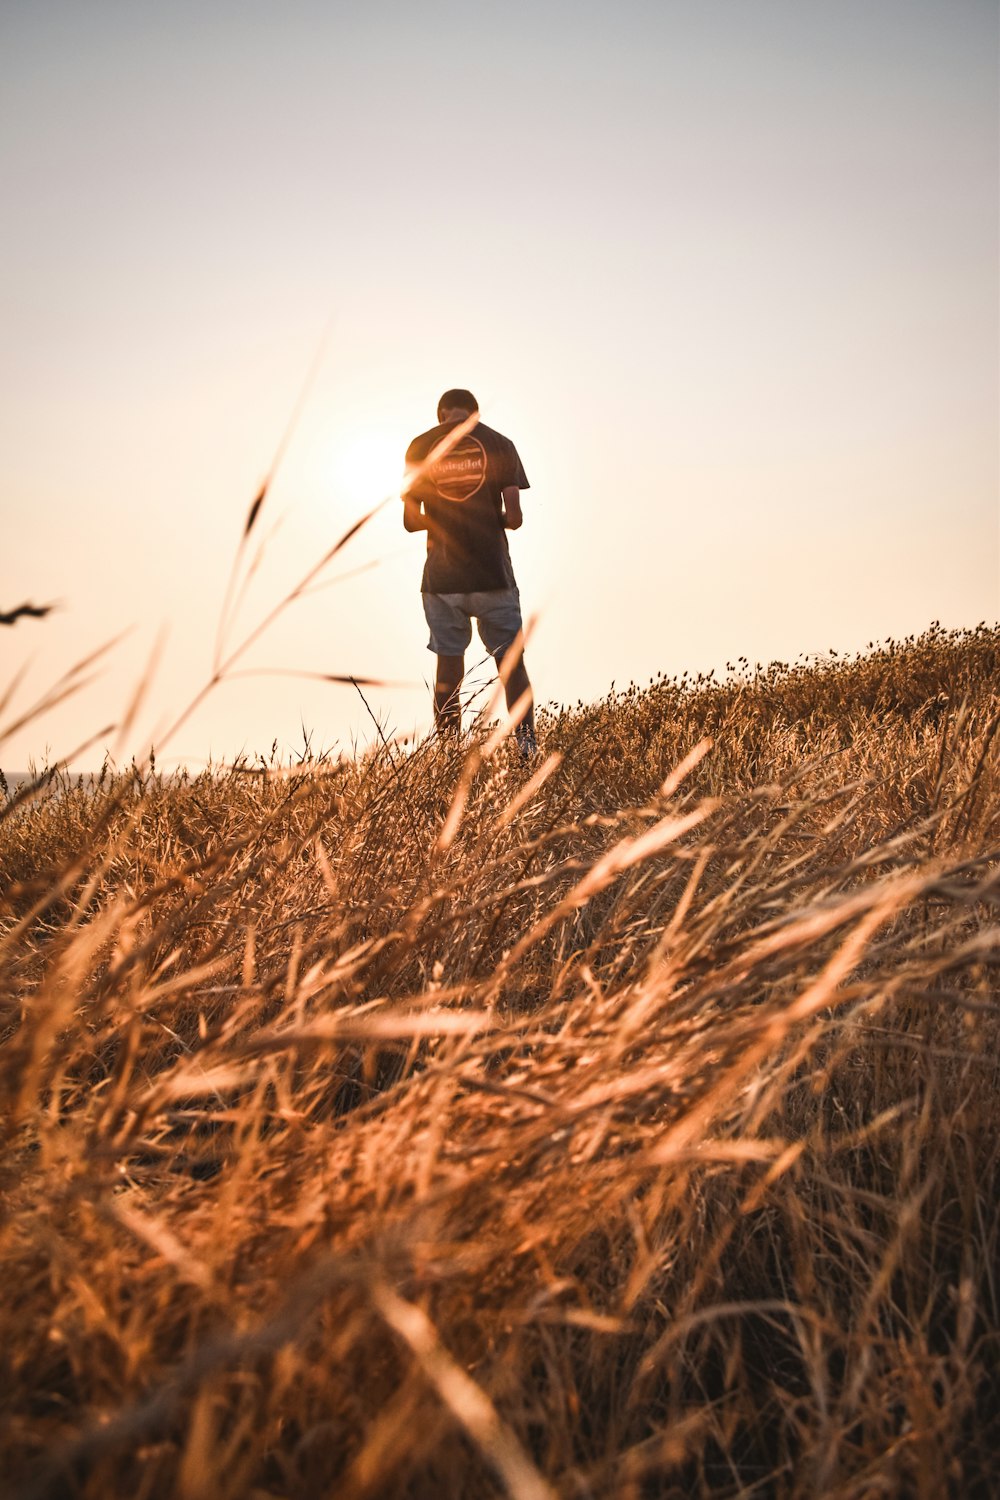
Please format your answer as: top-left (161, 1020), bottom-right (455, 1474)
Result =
top-left (496, 648), bottom-right (530, 691)
top-left (436, 653), bottom-right (464, 686)
top-left (494, 639), bottom-right (526, 674)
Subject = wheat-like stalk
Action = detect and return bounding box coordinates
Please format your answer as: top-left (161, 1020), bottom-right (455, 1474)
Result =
top-left (1, 620), bottom-right (998, 1498)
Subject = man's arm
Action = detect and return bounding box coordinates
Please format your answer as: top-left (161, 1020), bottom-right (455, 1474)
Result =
top-left (402, 448), bottom-right (429, 532)
top-left (402, 493), bottom-right (427, 532)
top-left (501, 486), bottom-right (523, 530)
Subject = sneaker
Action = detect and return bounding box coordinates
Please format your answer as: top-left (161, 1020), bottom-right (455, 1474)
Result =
top-left (514, 722), bottom-right (538, 761)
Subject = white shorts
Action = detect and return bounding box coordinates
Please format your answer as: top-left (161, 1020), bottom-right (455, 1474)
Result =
top-left (422, 588), bottom-right (523, 658)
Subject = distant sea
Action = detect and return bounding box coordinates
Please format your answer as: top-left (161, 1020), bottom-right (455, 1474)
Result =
top-left (1, 770), bottom-right (98, 796)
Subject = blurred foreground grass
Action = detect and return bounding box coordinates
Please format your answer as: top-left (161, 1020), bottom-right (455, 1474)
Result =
top-left (2, 623), bottom-right (999, 1498)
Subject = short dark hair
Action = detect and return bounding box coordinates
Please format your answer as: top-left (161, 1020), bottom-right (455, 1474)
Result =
top-left (437, 389), bottom-right (479, 421)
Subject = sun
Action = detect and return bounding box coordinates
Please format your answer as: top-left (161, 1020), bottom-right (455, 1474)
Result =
top-left (330, 428), bottom-right (406, 506)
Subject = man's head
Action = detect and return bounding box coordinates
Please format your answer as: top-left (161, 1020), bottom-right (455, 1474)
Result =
top-left (437, 388), bottom-right (479, 423)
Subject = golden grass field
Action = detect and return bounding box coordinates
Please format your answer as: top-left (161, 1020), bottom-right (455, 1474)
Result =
top-left (2, 622), bottom-right (999, 1498)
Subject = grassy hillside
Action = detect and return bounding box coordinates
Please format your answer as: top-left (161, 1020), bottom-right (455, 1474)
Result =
top-left (2, 623), bottom-right (999, 1498)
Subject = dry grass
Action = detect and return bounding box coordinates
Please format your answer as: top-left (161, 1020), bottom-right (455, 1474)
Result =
top-left (2, 621), bottom-right (999, 1498)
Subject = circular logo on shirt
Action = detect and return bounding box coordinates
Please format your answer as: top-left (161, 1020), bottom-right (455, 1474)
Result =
top-left (431, 434), bottom-right (487, 502)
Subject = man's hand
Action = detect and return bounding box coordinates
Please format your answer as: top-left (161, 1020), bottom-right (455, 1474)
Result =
top-left (402, 495), bottom-right (428, 532)
top-left (501, 486), bottom-right (523, 530)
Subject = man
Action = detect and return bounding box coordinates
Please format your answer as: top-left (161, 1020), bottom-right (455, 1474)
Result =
top-left (403, 388), bottom-right (537, 755)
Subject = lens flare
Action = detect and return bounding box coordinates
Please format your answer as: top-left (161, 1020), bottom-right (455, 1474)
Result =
top-left (330, 429), bottom-right (406, 505)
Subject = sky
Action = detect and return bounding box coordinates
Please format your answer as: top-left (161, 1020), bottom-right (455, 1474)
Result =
top-left (1, 0), bottom-right (997, 772)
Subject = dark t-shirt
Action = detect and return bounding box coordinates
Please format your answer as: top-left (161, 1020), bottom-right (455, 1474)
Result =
top-left (404, 419), bottom-right (529, 594)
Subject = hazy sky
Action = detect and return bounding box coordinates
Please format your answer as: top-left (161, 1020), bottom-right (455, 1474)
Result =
top-left (2, 0), bottom-right (997, 771)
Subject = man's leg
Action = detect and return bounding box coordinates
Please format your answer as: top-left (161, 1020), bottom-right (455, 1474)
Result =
top-left (497, 644), bottom-right (537, 754)
top-left (434, 653), bottom-right (465, 735)
top-left (424, 594), bottom-right (471, 736)
top-left (476, 592), bottom-right (537, 756)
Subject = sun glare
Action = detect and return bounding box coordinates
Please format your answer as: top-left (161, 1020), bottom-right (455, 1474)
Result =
top-left (330, 429), bottom-right (406, 507)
